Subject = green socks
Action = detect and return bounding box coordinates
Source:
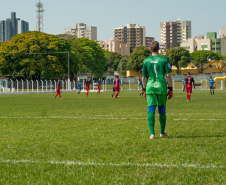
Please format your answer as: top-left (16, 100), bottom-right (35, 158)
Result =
top-left (148, 112), bottom-right (166, 136)
top-left (159, 114), bottom-right (166, 134)
top-left (148, 112), bottom-right (155, 135)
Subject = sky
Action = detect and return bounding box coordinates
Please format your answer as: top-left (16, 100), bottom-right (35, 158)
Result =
top-left (1, 0), bottom-right (225, 42)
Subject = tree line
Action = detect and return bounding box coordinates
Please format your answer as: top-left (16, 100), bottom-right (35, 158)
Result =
top-left (0, 31), bottom-right (225, 80)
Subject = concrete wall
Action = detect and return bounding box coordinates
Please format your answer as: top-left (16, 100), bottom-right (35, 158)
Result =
top-left (171, 72), bottom-right (226, 81)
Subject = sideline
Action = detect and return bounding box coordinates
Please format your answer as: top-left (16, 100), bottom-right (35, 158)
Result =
top-left (0, 116), bottom-right (146, 120)
top-left (0, 116), bottom-right (225, 121)
top-left (0, 159), bottom-right (224, 169)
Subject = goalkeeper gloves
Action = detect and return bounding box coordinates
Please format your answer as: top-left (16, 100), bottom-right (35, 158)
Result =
top-left (167, 87), bottom-right (173, 100)
top-left (142, 88), bottom-right (147, 99)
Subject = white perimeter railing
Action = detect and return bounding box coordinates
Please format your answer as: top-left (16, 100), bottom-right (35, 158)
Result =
top-left (0, 79), bottom-right (225, 94)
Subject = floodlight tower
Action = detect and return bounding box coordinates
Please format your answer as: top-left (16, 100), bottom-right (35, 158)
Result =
top-left (36, 0), bottom-right (44, 32)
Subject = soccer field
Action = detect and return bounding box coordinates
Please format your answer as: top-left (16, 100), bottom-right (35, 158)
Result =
top-left (0, 91), bottom-right (225, 184)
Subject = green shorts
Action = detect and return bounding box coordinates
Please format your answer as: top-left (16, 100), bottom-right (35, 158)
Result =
top-left (146, 94), bottom-right (167, 107)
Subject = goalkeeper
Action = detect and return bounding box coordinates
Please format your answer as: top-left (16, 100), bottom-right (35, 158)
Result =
top-left (142, 41), bottom-right (173, 140)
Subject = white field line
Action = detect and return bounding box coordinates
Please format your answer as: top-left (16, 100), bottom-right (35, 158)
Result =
top-left (174, 118), bottom-right (226, 121)
top-left (0, 159), bottom-right (224, 169)
top-left (0, 116), bottom-right (225, 121)
top-left (0, 116), bottom-right (146, 120)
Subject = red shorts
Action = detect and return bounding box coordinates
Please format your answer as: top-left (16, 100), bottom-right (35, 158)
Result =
top-left (98, 85), bottom-right (101, 91)
top-left (186, 86), bottom-right (192, 93)
top-left (115, 85), bottom-right (120, 92)
top-left (86, 85), bottom-right (89, 91)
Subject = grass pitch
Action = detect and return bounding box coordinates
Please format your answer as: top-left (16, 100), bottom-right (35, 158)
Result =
top-left (0, 90), bottom-right (225, 184)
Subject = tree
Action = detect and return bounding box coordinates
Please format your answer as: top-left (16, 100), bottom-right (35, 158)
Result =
top-left (56, 34), bottom-right (77, 39)
top-left (212, 53), bottom-right (224, 72)
top-left (117, 55), bottom-right (130, 76)
top-left (190, 50), bottom-right (218, 73)
top-left (128, 46), bottom-right (151, 71)
top-left (68, 38), bottom-right (106, 77)
top-left (103, 51), bottom-right (122, 72)
top-left (0, 31), bottom-right (77, 80)
top-left (165, 47), bottom-right (191, 74)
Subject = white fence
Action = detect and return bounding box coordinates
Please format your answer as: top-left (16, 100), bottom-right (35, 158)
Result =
top-left (0, 79), bottom-right (225, 94)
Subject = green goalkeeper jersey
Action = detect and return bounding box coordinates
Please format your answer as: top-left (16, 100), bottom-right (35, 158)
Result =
top-left (142, 55), bottom-right (172, 95)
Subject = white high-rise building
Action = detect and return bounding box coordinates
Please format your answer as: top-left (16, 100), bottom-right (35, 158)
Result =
top-left (0, 12), bottom-right (29, 42)
top-left (160, 20), bottom-right (191, 52)
top-left (114, 24), bottom-right (146, 51)
top-left (65, 23), bottom-right (97, 41)
top-left (17, 20), bottom-right (29, 34)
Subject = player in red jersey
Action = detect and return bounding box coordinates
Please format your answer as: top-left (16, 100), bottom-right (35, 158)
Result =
top-left (86, 78), bottom-right (91, 97)
top-left (54, 79), bottom-right (62, 99)
top-left (114, 75), bottom-right (121, 98)
top-left (183, 72), bottom-right (195, 101)
top-left (97, 78), bottom-right (101, 95)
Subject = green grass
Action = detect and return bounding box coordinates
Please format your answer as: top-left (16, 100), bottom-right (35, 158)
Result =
top-left (0, 90), bottom-right (225, 184)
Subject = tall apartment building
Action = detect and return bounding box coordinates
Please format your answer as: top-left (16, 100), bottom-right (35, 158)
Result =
top-left (160, 20), bottom-right (191, 52)
top-left (114, 24), bottom-right (145, 51)
top-left (145, 37), bottom-right (155, 48)
top-left (98, 38), bottom-right (130, 56)
top-left (0, 12), bottom-right (29, 42)
top-left (180, 31), bottom-right (226, 55)
top-left (219, 29), bottom-right (226, 38)
top-left (17, 20), bottom-right (29, 34)
top-left (65, 23), bottom-right (97, 41)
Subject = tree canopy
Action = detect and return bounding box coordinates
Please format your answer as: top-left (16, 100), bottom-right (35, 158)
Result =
top-left (68, 38), bottom-right (106, 78)
top-left (103, 50), bottom-right (122, 72)
top-left (117, 55), bottom-right (129, 76)
top-left (165, 47), bottom-right (191, 74)
top-left (128, 46), bottom-right (151, 72)
top-left (190, 50), bottom-right (219, 73)
top-left (0, 31), bottom-right (77, 80)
